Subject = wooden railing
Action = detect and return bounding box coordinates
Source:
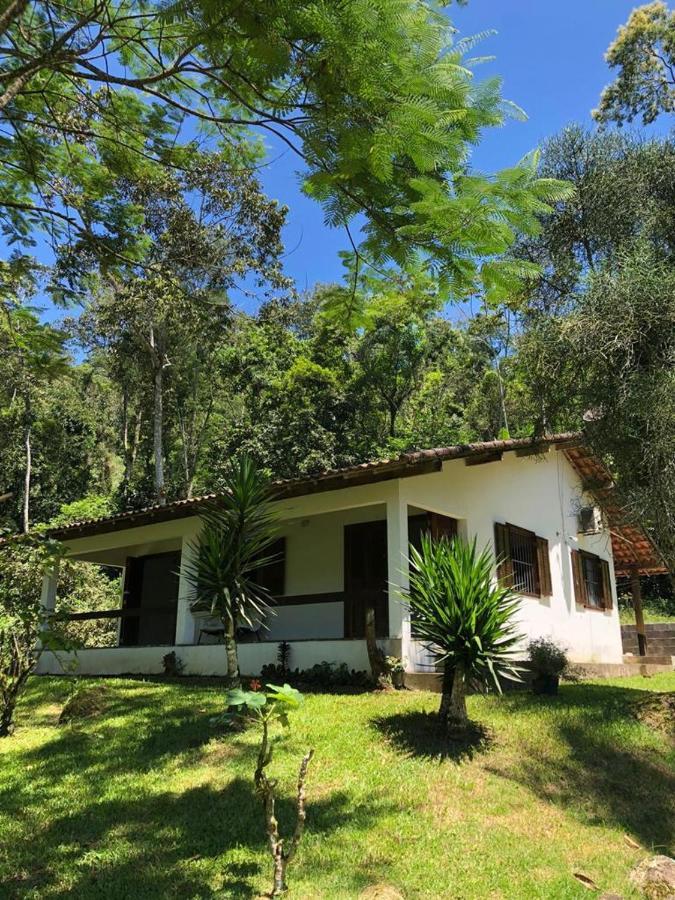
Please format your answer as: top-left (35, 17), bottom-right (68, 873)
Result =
top-left (61, 606), bottom-right (176, 622)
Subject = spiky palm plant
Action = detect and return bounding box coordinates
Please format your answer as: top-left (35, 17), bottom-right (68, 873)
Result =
top-left (182, 455), bottom-right (279, 687)
top-left (404, 536), bottom-right (523, 735)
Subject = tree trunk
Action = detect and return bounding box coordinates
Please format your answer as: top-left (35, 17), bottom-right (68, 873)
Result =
top-left (224, 613), bottom-right (240, 688)
top-left (388, 402), bottom-right (397, 438)
top-left (153, 362), bottom-right (165, 505)
top-left (438, 662), bottom-right (455, 720)
top-left (22, 401), bottom-right (31, 533)
top-left (254, 714), bottom-right (314, 898)
top-left (365, 605), bottom-right (390, 687)
top-left (495, 359), bottom-right (510, 438)
top-left (439, 661), bottom-right (468, 736)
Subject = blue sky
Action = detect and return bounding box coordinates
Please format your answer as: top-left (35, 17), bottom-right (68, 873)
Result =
top-left (27, 1), bottom-right (666, 321)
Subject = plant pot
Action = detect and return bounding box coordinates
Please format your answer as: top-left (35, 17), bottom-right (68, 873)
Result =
top-left (532, 674), bottom-right (559, 696)
top-left (391, 669), bottom-right (405, 689)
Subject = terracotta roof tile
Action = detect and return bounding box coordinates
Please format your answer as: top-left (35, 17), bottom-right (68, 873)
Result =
top-left (47, 432), bottom-right (666, 576)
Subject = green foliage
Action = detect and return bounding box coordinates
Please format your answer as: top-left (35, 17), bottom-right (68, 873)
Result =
top-left (45, 495), bottom-right (116, 529)
top-left (260, 661), bottom-right (373, 690)
top-left (0, 534), bottom-right (65, 735)
top-left (225, 682), bottom-right (304, 725)
top-left (183, 454), bottom-right (279, 684)
top-left (527, 638), bottom-right (570, 679)
top-left (404, 536), bottom-right (523, 692)
top-left (185, 455), bottom-right (279, 623)
top-left (2, 0), bottom-right (567, 298)
top-left (514, 129), bottom-right (675, 570)
top-left (594, 1), bottom-right (675, 126)
top-left (521, 245), bottom-right (675, 572)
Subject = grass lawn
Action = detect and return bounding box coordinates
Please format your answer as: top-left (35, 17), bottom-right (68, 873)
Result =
top-left (619, 607), bottom-right (675, 624)
top-left (1, 674), bottom-right (673, 899)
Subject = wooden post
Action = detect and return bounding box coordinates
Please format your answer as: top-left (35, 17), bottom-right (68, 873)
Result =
top-left (630, 569), bottom-right (647, 657)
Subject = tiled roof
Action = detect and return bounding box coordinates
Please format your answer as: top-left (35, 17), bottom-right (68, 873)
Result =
top-left (48, 432), bottom-right (666, 576)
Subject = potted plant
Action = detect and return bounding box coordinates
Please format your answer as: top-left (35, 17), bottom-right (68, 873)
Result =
top-left (385, 656), bottom-right (406, 689)
top-left (527, 638), bottom-right (569, 695)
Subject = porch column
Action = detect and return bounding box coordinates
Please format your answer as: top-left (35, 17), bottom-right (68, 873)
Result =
top-left (38, 561), bottom-right (59, 646)
top-left (175, 532), bottom-right (198, 645)
top-left (386, 484), bottom-right (410, 656)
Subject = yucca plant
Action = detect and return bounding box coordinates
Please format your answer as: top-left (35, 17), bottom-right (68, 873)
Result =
top-left (403, 536), bottom-right (523, 736)
top-left (182, 454), bottom-right (279, 687)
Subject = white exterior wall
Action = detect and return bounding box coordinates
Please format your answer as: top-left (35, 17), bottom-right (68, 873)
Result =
top-left (36, 639), bottom-right (397, 677)
top-left (37, 447), bottom-right (623, 677)
top-left (264, 503), bottom-right (387, 641)
top-left (399, 449), bottom-right (623, 664)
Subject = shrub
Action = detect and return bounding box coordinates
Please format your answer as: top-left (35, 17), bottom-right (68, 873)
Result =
top-left (403, 536), bottom-right (523, 736)
top-left (527, 638), bottom-right (569, 678)
top-left (260, 660), bottom-right (372, 689)
top-left (162, 651), bottom-right (184, 676)
top-left (0, 535), bottom-right (65, 736)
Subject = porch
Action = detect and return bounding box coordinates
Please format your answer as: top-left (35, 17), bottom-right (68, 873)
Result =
top-left (36, 480), bottom-right (458, 677)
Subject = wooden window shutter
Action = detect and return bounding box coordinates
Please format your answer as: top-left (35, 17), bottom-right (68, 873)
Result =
top-left (429, 513), bottom-right (458, 541)
top-left (494, 523), bottom-right (513, 587)
top-left (536, 537), bottom-right (552, 597)
top-left (600, 559), bottom-right (613, 609)
top-left (571, 549), bottom-right (586, 605)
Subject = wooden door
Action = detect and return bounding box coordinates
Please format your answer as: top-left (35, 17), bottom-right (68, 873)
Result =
top-left (120, 556), bottom-right (143, 647)
top-left (120, 551), bottom-right (180, 646)
top-left (343, 520), bottom-right (389, 638)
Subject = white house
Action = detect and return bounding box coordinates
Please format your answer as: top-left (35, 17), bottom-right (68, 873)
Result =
top-left (36, 434), bottom-right (665, 678)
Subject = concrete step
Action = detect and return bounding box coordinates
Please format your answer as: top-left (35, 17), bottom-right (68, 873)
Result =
top-left (622, 623), bottom-right (675, 633)
top-left (622, 643), bottom-right (675, 656)
top-left (623, 653), bottom-right (674, 667)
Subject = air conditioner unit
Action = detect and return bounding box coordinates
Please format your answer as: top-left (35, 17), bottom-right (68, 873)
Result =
top-left (577, 506), bottom-right (602, 535)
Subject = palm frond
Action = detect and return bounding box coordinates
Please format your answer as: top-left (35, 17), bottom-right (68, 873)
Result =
top-left (181, 454), bottom-right (280, 624)
top-left (403, 536), bottom-right (524, 691)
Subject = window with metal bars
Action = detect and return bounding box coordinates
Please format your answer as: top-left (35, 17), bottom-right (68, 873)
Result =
top-left (494, 522), bottom-right (552, 599)
top-left (509, 526), bottom-right (539, 596)
top-left (582, 553), bottom-right (604, 608)
top-left (571, 548), bottom-right (612, 610)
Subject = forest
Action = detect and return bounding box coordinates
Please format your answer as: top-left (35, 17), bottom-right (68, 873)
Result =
top-left (0, 1), bottom-right (673, 584)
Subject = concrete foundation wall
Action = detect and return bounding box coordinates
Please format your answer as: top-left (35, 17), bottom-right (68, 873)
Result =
top-left (35, 639), bottom-right (398, 677)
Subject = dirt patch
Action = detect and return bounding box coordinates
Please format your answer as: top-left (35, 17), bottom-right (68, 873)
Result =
top-left (358, 885), bottom-right (405, 900)
top-left (632, 693), bottom-right (675, 743)
top-left (59, 685), bottom-right (111, 724)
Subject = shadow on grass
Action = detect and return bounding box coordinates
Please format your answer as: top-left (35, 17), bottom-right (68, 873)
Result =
top-left (486, 683), bottom-right (675, 853)
top-left (14, 682), bottom-right (233, 783)
top-left (372, 710), bottom-right (492, 762)
top-left (2, 765), bottom-right (396, 899)
top-left (4, 681), bottom-right (402, 899)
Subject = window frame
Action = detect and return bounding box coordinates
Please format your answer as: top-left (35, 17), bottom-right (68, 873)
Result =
top-left (572, 548), bottom-right (613, 611)
top-left (494, 521), bottom-right (552, 600)
top-left (507, 523), bottom-right (541, 598)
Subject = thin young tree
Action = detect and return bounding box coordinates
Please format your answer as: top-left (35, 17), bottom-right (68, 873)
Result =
top-left (403, 536), bottom-right (523, 737)
top-left (182, 455), bottom-right (279, 687)
top-left (0, 303), bottom-right (69, 532)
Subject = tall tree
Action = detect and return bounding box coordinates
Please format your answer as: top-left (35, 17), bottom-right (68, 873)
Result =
top-left (77, 153), bottom-right (289, 505)
top-left (514, 128), bottom-right (675, 572)
top-left (519, 247), bottom-right (675, 575)
top-left (1, 0), bottom-right (568, 298)
top-left (0, 298), bottom-right (69, 532)
top-left (594, 1), bottom-right (675, 126)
